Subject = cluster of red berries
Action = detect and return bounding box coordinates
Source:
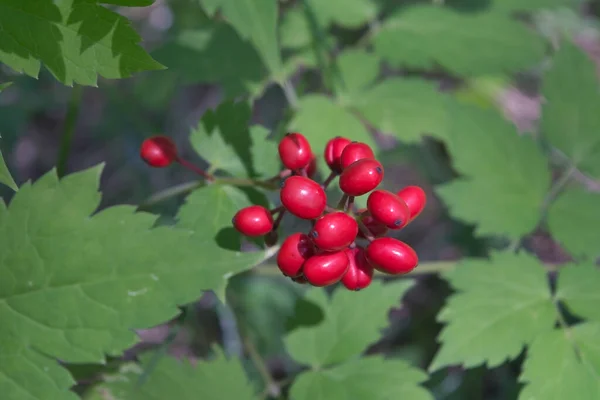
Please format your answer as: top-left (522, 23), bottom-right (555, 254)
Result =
top-left (231, 134), bottom-right (427, 291)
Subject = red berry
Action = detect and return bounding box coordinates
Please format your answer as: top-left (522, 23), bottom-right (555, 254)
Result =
top-left (278, 132), bottom-right (313, 170)
top-left (365, 237), bottom-right (418, 275)
top-left (309, 212), bottom-right (358, 251)
top-left (232, 206), bottom-right (274, 237)
top-left (341, 247), bottom-right (374, 291)
top-left (339, 142), bottom-right (375, 170)
top-left (304, 154), bottom-right (317, 178)
top-left (277, 233), bottom-right (314, 277)
top-left (280, 176), bottom-right (327, 219)
top-left (324, 136), bottom-right (352, 173)
top-left (397, 186), bottom-right (427, 222)
top-left (339, 159), bottom-right (384, 196)
top-left (140, 136), bottom-right (177, 167)
top-left (367, 190), bottom-right (410, 230)
top-left (303, 251), bottom-right (350, 287)
top-left (357, 209), bottom-right (388, 239)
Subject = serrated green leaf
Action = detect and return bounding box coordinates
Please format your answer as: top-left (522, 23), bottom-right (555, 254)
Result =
top-left (289, 94), bottom-right (376, 174)
top-left (249, 126), bottom-right (280, 179)
top-left (0, 144), bottom-right (17, 192)
top-left (306, 0), bottom-right (377, 28)
top-left (519, 326), bottom-right (600, 400)
top-left (290, 356), bottom-right (433, 400)
top-left (436, 103), bottom-right (551, 239)
top-left (355, 78), bottom-right (450, 142)
top-left (449, 0), bottom-right (579, 13)
top-left (572, 322), bottom-right (600, 372)
top-left (430, 252), bottom-right (555, 372)
top-left (547, 188), bottom-right (600, 260)
top-left (285, 280), bottom-right (414, 368)
top-left (88, 348), bottom-right (257, 400)
top-left (200, 0), bottom-right (282, 77)
top-left (541, 41), bottom-right (600, 179)
top-left (0, 0), bottom-right (164, 86)
top-left (372, 6), bottom-right (545, 76)
top-left (334, 49), bottom-right (380, 105)
top-left (100, 0), bottom-right (154, 6)
top-left (557, 264), bottom-right (600, 321)
top-left (0, 166), bottom-right (272, 399)
top-left (152, 24), bottom-right (265, 97)
top-left (280, 7), bottom-right (311, 49)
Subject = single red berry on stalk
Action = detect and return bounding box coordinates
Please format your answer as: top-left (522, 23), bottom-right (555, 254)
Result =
top-left (280, 176), bottom-right (327, 219)
top-left (303, 251), bottom-right (350, 287)
top-left (309, 212), bottom-right (358, 251)
top-left (277, 233), bottom-right (314, 277)
top-left (339, 159), bottom-right (384, 196)
top-left (324, 136), bottom-right (352, 173)
top-left (342, 247), bottom-right (374, 291)
top-left (232, 206), bottom-right (274, 237)
top-left (278, 132), bottom-right (313, 170)
top-left (140, 136), bottom-right (177, 168)
top-left (339, 142), bottom-right (375, 170)
top-left (365, 237), bottom-right (418, 275)
top-left (357, 209), bottom-right (388, 239)
top-left (367, 190), bottom-right (410, 229)
top-left (397, 186), bottom-right (427, 221)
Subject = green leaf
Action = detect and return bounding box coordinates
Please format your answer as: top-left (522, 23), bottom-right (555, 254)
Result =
top-left (290, 356), bottom-right (433, 400)
top-left (372, 6), bottom-right (546, 76)
top-left (557, 264), bottom-right (600, 321)
top-left (284, 280), bottom-right (414, 368)
top-left (0, 82), bottom-right (11, 91)
top-left (88, 348), bottom-right (257, 399)
top-left (0, 146), bottom-right (16, 191)
top-left (249, 126), bottom-right (280, 179)
top-left (200, 0), bottom-right (282, 77)
top-left (0, 166), bottom-right (273, 399)
top-left (280, 7), bottom-right (311, 49)
top-left (100, 0), bottom-right (155, 6)
top-left (547, 188), bottom-right (600, 260)
top-left (152, 24), bottom-right (265, 97)
top-left (519, 325), bottom-right (600, 400)
top-left (572, 322), bottom-right (600, 372)
top-left (289, 94), bottom-right (376, 174)
top-left (541, 41), bottom-right (600, 178)
top-left (430, 252), bottom-right (556, 372)
top-left (449, 0), bottom-right (579, 13)
top-left (334, 49), bottom-right (380, 105)
top-left (0, 0), bottom-right (164, 86)
top-left (306, 0), bottom-right (377, 29)
top-left (436, 103), bottom-right (551, 239)
top-left (355, 78), bottom-right (450, 142)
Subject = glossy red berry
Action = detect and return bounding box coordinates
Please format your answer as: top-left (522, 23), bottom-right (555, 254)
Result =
top-left (339, 159), bottom-right (384, 196)
top-left (278, 132), bottom-right (313, 170)
top-left (303, 251), bottom-right (350, 287)
top-left (357, 209), bottom-right (388, 239)
top-left (342, 247), bottom-right (374, 291)
top-left (140, 136), bottom-right (177, 167)
top-left (324, 136), bottom-right (352, 173)
top-left (367, 190), bottom-right (410, 230)
top-left (232, 206), bottom-right (274, 237)
top-left (397, 186), bottom-right (427, 221)
top-left (339, 142), bottom-right (375, 170)
top-left (277, 233), bottom-right (314, 277)
top-left (365, 237), bottom-right (418, 275)
top-left (280, 176), bottom-right (327, 219)
top-left (309, 212), bottom-right (358, 251)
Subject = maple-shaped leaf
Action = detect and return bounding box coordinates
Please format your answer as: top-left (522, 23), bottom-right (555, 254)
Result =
top-left (290, 356), bottom-right (433, 400)
top-left (0, 0), bottom-right (164, 86)
top-left (436, 102), bottom-right (551, 240)
top-left (556, 263), bottom-right (600, 321)
top-left (86, 347), bottom-right (257, 399)
top-left (372, 5), bottom-right (545, 76)
top-left (0, 166), bottom-right (273, 399)
top-left (541, 41), bottom-right (600, 179)
top-left (284, 280), bottom-right (414, 368)
top-left (519, 324), bottom-right (600, 400)
top-left (430, 252), bottom-right (556, 372)
top-left (334, 49), bottom-right (380, 105)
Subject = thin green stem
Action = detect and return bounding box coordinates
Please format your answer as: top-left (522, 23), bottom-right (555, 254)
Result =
top-left (137, 180), bottom-right (205, 210)
top-left (543, 165), bottom-right (577, 211)
top-left (280, 80), bottom-right (299, 111)
top-left (57, 85), bottom-right (83, 178)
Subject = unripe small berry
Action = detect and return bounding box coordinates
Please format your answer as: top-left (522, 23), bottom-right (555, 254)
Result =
top-left (140, 136), bottom-right (177, 167)
top-left (324, 136), bottom-right (351, 173)
top-left (303, 251), bottom-right (350, 287)
top-left (280, 176), bottom-right (327, 219)
top-left (278, 132), bottom-right (313, 170)
top-left (341, 247), bottom-right (374, 291)
top-left (277, 233), bottom-right (314, 277)
top-left (339, 159), bottom-right (384, 196)
top-left (367, 190), bottom-right (410, 229)
top-left (309, 212), bottom-right (358, 251)
top-left (365, 237), bottom-right (418, 275)
top-left (397, 186), bottom-right (427, 222)
top-left (339, 142), bottom-right (375, 170)
top-left (232, 206), bottom-right (274, 237)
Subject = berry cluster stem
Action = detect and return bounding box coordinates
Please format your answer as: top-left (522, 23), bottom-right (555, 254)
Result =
top-left (356, 218), bottom-right (375, 242)
top-left (336, 194), bottom-right (349, 210)
top-left (176, 157), bottom-right (215, 182)
top-left (322, 171), bottom-right (337, 189)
